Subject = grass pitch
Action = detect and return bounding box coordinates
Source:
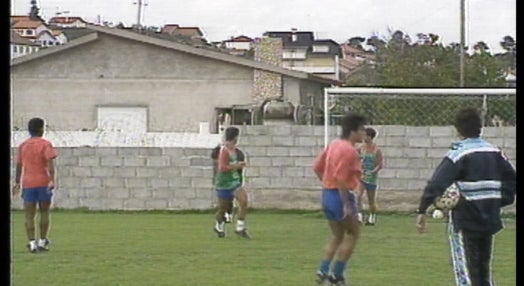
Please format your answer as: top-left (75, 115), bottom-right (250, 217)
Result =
top-left (10, 210), bottom-right (516, 286)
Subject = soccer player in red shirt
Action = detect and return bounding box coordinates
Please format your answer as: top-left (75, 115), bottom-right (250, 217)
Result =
top-left (312, 112), bottom-right (368, 286)
top-left (12, 118), bottom-right (58, 253)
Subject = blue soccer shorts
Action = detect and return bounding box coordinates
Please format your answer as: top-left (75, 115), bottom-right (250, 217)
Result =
top-left (321, 189), bottom-right (358, 222)
top-left (361, 181), bottom-right (378, 192)
top-left (22, 186), bottom-right (53, 203)
top-left (216, 184), bottom-right (241, 201)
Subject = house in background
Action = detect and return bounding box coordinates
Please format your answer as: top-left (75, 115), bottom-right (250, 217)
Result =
top-left (11, 24), bottom-right (336, 133)
top-left (11, 15), bottom-right (70, 48)
top-left (51, 30), bottom-right (69, 45)
top-left (338, 43), bottom-right (376, 78)
top-left (220, 35), bottom-right (254, 56)
top-left (10, 30), bottom-right (40, 59)
top-left (48, 16), bottom-right (88, 28)
top-left (160, 24), bottom-right (180, 34)
top-left (11, 18), bottom-right (49, 40)
top-left (262, 29), bottom-right (342, 81)
top-left (34, 30), bottom-right (56, 47)
top-left (160, 24), bottom-right (207, 43)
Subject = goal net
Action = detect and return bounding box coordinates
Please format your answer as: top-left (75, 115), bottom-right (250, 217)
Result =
top-left (322, 87), bottom-right (516, 147)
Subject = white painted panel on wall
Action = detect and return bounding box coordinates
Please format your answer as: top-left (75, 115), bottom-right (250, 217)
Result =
top-left (97, 107), bottom-right (147, 133)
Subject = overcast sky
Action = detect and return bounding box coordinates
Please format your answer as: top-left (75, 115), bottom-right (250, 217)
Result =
top-left (11, 0), bottom-right (516, 53)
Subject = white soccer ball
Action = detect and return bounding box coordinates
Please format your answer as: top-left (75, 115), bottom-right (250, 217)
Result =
top-left (434, 183), bottom-right (461, 210)
top-left (432, 209), bottom-right (444, 219)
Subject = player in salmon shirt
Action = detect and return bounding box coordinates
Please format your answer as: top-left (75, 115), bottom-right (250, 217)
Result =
top-left (312, 112), bottom-right (368, 286)
top-left (12, 118), bottom-right (58, 253)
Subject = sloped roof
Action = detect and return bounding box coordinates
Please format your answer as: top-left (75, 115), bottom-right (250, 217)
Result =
top-left (11, 24), bottom-right (338, 85)
top-left (161, 24), bottom-right (180, 34)
top-left (224, 35), bottom-right (254, 43)
top-left (11, 15), bottom-right (32, 25)
top-left (49, 16), bottom-right (88, 24)
top-left (12, 20), bottom-right (45, 29)
top-left (10, 30), bottom-right (38, 46)
top-left (47, 26), bottom-right (97, 41)
top-left (173, 27), bottom-right (204, 37)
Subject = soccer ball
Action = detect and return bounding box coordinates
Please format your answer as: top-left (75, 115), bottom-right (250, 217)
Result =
top-left (434, 183), bottom-right (461, 210)
top-left (432, 209), bottom-right (444, 219)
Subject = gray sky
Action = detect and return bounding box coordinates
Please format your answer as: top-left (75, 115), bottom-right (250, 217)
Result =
top-left (11, 0), bottom-right (516, 53)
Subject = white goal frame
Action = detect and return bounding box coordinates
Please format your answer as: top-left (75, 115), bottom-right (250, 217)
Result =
top-left (323, 87), bottom-right (517, 147)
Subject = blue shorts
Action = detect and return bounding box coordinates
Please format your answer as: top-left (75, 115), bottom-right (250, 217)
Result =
top-left (321, 189), bottom-right (358, 222)
top-left (216, 184), bottom-right (241, 201)
top-left (22, 186), bottom-right (53, 203)
top-left (361, 182), bottom-right (378, 192)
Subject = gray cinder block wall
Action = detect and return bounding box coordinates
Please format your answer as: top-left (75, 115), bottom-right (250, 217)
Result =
top-left (10, 125), bottom-right (516, 214)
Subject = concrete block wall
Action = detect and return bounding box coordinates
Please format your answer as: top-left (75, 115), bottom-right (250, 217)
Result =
top-left (10, 125), bottom-right (516, 213)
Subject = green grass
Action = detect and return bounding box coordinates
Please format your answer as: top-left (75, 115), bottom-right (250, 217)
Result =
top-left (10, 210), bottom-right (516, 286)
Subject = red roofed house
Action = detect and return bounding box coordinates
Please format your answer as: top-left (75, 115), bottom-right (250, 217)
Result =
top-left (222, 35), bottom-right (254, 51)
top-left (10, 15), bottom-right (32, 25)
top-left (161, 24), bottom-right (206, 42)
top-left (161, 24), bottom-right (179, 34)
top-left (338, 43), bottom-right (376, 77)
top-left (48, 16), bottom-right (88, 28)
top-left (11, 19), bottom-right (49, 39)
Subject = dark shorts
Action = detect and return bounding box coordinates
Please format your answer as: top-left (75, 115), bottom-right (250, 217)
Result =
top-left (361, 181), bottom-right (378, 192)
top-left (321, 189), bottom-right (358, 222)
top-left (22, 186), bottom-right (53, 203)
top-left (216, 184), bottom-right (241, 201)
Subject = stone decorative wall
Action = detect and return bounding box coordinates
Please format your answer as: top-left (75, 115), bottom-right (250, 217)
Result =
top-left (252, 37), bottom-right (283, 103)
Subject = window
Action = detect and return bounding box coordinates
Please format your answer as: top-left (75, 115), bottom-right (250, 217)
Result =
top-left (26, 29), bottom-right (34, 36)
top-left (312, 45), bottom-right (329, 53)
top-left (13, 46), bottom-right (18, 53)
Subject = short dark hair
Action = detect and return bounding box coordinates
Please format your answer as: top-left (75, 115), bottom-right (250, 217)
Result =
top-left (224, 126), bottom-right (240, 141)
top-left (454, 108), bottom-right (482, 138)
top-left (28, 117), bottom-right (45, 137)
top-left (340, 112), bottom-right (368, 139)
top-left (365, 127), bottom-right (377, 139)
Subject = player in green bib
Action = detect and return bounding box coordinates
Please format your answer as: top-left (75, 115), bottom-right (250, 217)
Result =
top-left (357, 127), bottom-right (384, 226)
top-left (213, 127), bottom-right (250, 239)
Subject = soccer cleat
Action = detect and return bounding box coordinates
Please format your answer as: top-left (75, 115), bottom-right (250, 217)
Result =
top-left (328, 274), bottom-right (347, 286)
top-left (213, 226), bottom-right (226, 238)
top-left (315, 271), bottom-right (329, 285)
top-left (27, 240), bottom-right (38, 253)
top-left (234, 228), bottom-right (251, 239)
top-left (37, 238), bottom-right (51, 251)
top-left (366, 214), bottom-right (376, 226)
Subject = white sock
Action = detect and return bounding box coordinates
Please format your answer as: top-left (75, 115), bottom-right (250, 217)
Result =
top-left (236, 220), bottom-right (245, 231)
top-left (215, 221), bottom-right (224, 232)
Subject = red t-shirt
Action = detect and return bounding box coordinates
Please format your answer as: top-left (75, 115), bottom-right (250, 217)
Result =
top-left (313, 139), bottom-right (362, 191)
top-left (16, 137), bottom-right (58, 188)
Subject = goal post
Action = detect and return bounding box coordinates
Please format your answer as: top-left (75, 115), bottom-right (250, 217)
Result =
top-left (323, 87), bottom-right (516, 147)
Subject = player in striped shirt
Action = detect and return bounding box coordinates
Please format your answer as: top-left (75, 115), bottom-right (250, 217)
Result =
top-left (416, 108), bottom-right (516, 286)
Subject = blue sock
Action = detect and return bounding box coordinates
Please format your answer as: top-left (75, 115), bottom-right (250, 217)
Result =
top-left (332, 260), bottom-right (347, 278)
top-left (318, 260), bottom-right (331, 274)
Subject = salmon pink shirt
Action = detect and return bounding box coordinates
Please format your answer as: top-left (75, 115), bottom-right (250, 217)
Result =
top-left (16, 137), bottom-right (58, 188)
top-left (313, 139), bottom-right (362, 191)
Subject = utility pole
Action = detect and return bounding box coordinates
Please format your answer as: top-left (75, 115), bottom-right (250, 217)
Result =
top-left (459, 0), bottom-right (465, 87)
top-left (133, 0), bottom-right (148, 28)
